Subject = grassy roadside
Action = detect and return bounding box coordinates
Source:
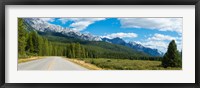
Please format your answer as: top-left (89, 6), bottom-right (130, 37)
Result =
top-left (68, 58), bottom-right (181, 70)
top-left (67, 58), bottom-right (103, 70)
top-left (83, 58), bottom-right (182, 70)
top-left (18, 56), bottom-right (43, 64)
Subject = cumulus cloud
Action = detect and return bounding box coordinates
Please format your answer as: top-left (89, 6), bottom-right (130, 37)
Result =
top-left (101, 32), bottom-right (138, 39)
top-left (148, 33), bottom-right (177, 41)
top-left (118, 18), bottom-right (182, 34)
top-left (146, 40), bottom-right (182, 53)
top-left (39, 18), bottom-right (55, 22)
top-left (142, 41), bottom-right (169, 53)
top-left (137, 33), bottom-right (182, 53)
top-left (135, 40), bottom-right (174, 53)
top-left (58, 18), bottom-right (70, 24)
top-left (70, 21), bottom-right (92, 32)
top-left (58, 18), bottom-right (106, 31)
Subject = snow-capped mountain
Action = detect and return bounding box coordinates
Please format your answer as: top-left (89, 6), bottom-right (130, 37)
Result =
top-left (102, 37), bottom-right (163, 56)
top-left (127, 41), bottom-right (163, 56)
top-left (24, 18), bottom-right (66, 32)
top-left (102, 37), bottom-right (126, 45)
top-left (23, 18), bottom-right (102, 41)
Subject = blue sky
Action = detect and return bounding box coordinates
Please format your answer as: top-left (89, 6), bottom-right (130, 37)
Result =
top-left (40, 17), bottom-right (182, 53)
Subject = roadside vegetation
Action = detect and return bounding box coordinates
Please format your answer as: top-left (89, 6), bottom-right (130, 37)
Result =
top-left (67, 58), bottom-right (102, 70)
top-left (18, 56), bottom-right (42, 63)
top-left (69, 40), bottom-right (182, 70)
top-left (71, 58), bottom-right (181, 70)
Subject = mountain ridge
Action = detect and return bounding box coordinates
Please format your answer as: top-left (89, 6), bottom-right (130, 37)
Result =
top-left (102, 37), bottom-right (163, 56)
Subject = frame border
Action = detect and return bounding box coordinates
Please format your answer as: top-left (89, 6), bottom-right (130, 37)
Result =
top-left (0, 0), bottom-right (200, 88)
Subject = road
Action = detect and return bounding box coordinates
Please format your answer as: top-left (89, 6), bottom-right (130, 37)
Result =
top-left (18, 57), bottom-right (88, 70)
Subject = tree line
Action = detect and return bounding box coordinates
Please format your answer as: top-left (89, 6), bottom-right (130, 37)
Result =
top-left (18, 18), bottom-right (89, 58)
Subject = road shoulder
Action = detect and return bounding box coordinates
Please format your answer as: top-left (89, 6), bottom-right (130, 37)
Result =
top-left (18, 56), bottom-right (43, 64)
top-left (66, 58), bottom-right (103, 70)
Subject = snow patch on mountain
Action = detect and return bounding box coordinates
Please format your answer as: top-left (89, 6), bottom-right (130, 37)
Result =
top-left (102, 37), bottom-right (164, 56)
top-left (23, 18), bottom-right (102, 41)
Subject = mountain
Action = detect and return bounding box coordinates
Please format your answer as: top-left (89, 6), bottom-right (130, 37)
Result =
top-left (127, 42), bottom-right (163, 56)
top-left (102, 37), bottom-right (163, 56)
top-left (23, 18), bottom-right (102, 41)
top-left (102, 37), bottom-right (126, 45)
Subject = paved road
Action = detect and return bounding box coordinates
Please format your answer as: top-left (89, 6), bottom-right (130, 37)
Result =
top-left (18, 57), bottom-right (88, 70)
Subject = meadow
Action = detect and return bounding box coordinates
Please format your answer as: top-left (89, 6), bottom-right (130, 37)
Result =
top-left (79, 58), bottom-right (181, 70)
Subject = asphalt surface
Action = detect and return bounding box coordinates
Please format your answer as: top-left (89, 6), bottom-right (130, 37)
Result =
top-left (18, 57), bottom-right (88, 70)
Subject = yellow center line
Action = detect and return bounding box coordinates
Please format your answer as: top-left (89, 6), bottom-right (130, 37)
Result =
top-left (47, 59), bottom-right (55, 70)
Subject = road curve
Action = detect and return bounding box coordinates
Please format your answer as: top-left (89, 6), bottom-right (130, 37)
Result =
top-left (18, 57), bottom-right (88, 70)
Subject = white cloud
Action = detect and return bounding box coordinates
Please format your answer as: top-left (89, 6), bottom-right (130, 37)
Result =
top-left (148, 33), bottom-right (177, 41)
top-left (39, 18), bottom-right (55, 22)
top-left (118, 18), bottom-right (182, 34)
top-left (135, 40), bottom-right (170, 53)
top-left (70, 21), bottom-right (92, 31)
top-left (143, 41), bottom-right (168, 53)
top-left (101, 32), bottom-right (138, 39)
top-left (58, 18), bottom-right (70, 24)
top-left (58, 18), bottom-right (106, 31)
top-left (137, 33), bottom-right (182, 53)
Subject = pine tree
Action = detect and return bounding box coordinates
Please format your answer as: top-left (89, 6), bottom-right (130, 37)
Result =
top-left (70, 43), bottom-right (75, 58)
top-left (44, 38), bottom-right (49, 56)
top-left (75, 43), bottom-right (81, 58)
top-left (81, 47), bottom-right (86, 58)
top-left (162, 40), bottom-right (182, 68)
top-left (18, 18), bottom-right (27, 57)
top-left (68, 50), bottom-right (72, 58)
top-left (38, 36), bottom-right (43, 56)
top-left (26, 33), bottom-right (34, 53)
top-left (31, 31), bottom-right (39, 54)
top-left (85, 51), bottom-right (89, 58)
top-left (49, 42), bottom-right (53, 56)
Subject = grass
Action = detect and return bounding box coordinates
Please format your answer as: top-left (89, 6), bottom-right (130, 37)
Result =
top-left (73, 58), bottom-right (181, 70)
top-left (18, 56), bottom-right (42, 63)
top-left (68, 58), bottom-right (103, 70)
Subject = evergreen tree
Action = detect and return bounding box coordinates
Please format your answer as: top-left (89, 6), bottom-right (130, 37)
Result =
top-left (49, 42), bottom-right (53, 56)
top-left (85, 51), bottom-right (89, 58)
top-left (81, 47), bottom-right (86, 58)
top-left (162, 40), bottom-right (182, 68)
top-left (70, 43), bottom-right (76, 58)
top-left (26, 33), bottom-right (34, 53)
top-left (31, 31), bottom-right (39, 53)
top-left (75, 43), bottom-right (81, 58)
top-left (68, 50), bottom-right (72, 58)
top-left (44, 38), bottom-right (49, 56)
top-left (38, 36), bottom-right (44, 56)
top-left (18, 18), bottom-right (27, 57)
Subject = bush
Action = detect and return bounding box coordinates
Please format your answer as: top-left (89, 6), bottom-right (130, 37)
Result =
top-left (107, 59), bottom-right (111, 62)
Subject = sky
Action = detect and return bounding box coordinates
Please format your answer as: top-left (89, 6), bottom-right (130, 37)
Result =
top-left (39, 17), bottom-right (182, 53)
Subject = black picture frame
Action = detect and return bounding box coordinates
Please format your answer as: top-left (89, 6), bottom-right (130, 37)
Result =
top-left (0, 0), bottom-right (200, 88)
